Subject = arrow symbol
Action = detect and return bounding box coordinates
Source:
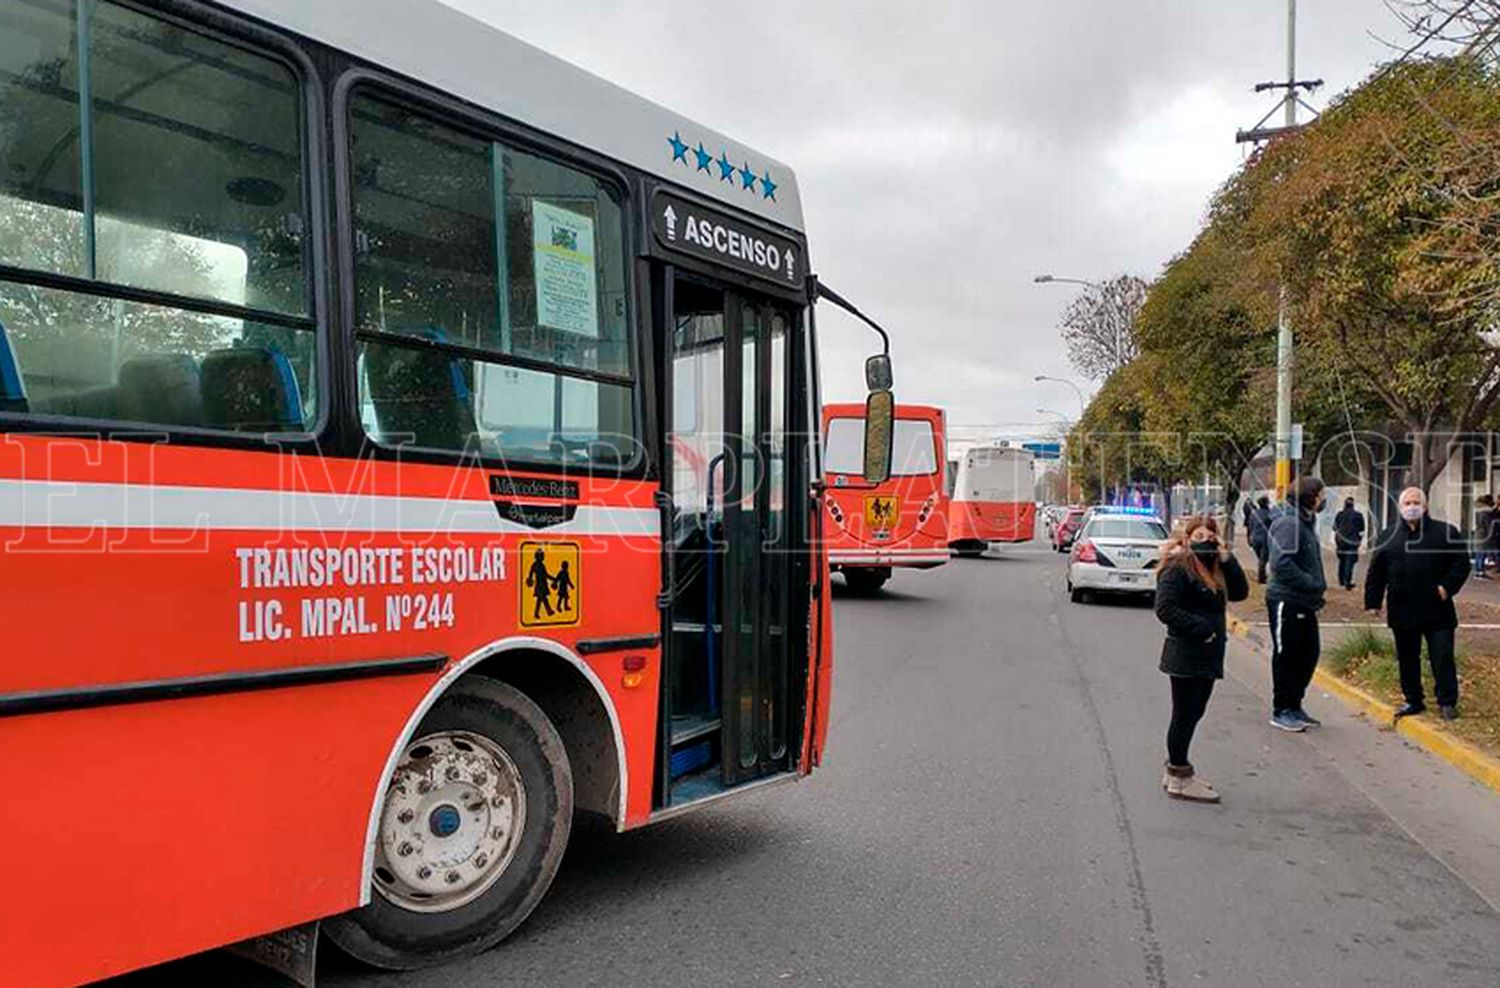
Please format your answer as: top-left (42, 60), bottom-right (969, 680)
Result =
top-left (664, 205), bottom-right (678, 240)
top-left (785, 249), bottom-right (796, 280)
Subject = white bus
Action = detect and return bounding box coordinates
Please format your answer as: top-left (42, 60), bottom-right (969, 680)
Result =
top-left (947, 443), bottom-right (1038, 555)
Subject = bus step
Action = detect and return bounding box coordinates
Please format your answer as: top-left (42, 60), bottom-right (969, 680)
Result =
top-left (670, 714), bottom-right (721, 746)
top-left (669, 740), bottom-right (714, 779)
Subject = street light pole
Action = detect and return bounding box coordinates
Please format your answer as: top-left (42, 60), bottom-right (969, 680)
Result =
top-left (1034, 374), bottom-right (1086, 416)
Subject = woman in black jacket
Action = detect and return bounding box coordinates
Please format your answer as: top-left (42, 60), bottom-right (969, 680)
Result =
top-left (1153, 515), bottom-right (1249, 802)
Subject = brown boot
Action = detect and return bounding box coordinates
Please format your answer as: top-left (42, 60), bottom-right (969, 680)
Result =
top-left (1164, 763), bottom-right (1221, 803)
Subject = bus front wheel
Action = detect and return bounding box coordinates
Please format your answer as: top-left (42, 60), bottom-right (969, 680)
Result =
top-left (325, 676), bottom-right (574, 970)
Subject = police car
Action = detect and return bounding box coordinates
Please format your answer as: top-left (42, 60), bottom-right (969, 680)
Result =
top-left (1066, 506), bottom-right (1170, 603)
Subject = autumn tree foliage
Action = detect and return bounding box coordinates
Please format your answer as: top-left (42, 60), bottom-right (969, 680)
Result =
top-left (1233, 55), bottom-right (1500, 491)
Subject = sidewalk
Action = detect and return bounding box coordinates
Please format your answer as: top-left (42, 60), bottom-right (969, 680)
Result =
top-left (1223, 635), bottom-right (1500, 914)
top-left (1225, 538), bottom-right (1500, 777)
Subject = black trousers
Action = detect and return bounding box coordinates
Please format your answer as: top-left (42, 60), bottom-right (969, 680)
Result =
top-left (1268, 600), bottom-right (1320, 712)
top-left (1336, 550), bottom-right (1358, 588)
top-left (1254, 546), bottom-right (1268, 583)
top-left (1392, 626), bottom-right (1459, 708)
top-left (1167, 676), bottom-right (1216, 767)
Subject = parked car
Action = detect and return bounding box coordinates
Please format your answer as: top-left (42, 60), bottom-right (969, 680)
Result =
top-left (1051, 506), bottom-right (1088, 552)
top-left (1066, 509), bottom-right (1170, 603)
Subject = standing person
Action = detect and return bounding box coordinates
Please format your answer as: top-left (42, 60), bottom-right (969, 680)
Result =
top-left (525, 547), bottom-right (555, 621)
top-left (1473, 495), bottom-right (1495, 579)
top-left (1333, 497), bottom-right (1366, 590)
top-left (1364, 487), bottom-right (1470, 720)
top-left (1154, 515), bottom-right (1250, 802)
top-left (1242, 497), bottom-right (1255, 548)
top-left (1248, 495), bottom-right (1273, 584)
top-left (1266, 476), bottom-right (1328, 732)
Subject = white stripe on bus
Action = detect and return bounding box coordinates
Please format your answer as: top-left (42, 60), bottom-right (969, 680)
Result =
top-left (0, 480), bottom-right (660, 537)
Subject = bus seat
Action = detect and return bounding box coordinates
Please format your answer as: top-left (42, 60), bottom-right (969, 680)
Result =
top-left (0, 320), bottom-right (28, 414)
top-left (201, 347), bottom-right (304, 432)
top-left (364, 329), bottom-right (477, 449)
top-left (117, 354), bottom-right (203, 427)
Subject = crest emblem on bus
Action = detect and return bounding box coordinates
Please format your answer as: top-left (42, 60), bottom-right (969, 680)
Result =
top-left (519, 541), bottom-right (581, 628)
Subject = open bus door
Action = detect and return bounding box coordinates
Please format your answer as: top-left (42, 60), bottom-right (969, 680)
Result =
top-left (658, 272), bottom-right (801, 805)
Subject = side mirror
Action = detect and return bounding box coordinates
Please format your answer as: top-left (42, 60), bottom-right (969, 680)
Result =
top-left (863, 389), bottom-right (894, 484)
top-left (865, 354), bottom-right (893, 391)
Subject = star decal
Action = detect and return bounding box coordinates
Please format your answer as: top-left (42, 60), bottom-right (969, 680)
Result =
top-left (717, 151), bottom-right (736, 182)
top-left (694, 142), bottom-right (713, 172)
top-left (760, 171), bottom-right (777, 200)
top-left (667, 131), bottom-right (689, 164)
top-left (739, 162), bottom-right (757, 191)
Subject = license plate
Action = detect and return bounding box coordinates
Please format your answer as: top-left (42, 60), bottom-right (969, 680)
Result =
top-left (1115, 572), bottom-right (1145, 585)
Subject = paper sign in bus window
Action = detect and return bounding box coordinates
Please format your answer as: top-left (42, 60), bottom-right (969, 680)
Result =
top-left (519, 540), bottom-right (581, 628)
top-left (531, 201), bottom-right (598, 338)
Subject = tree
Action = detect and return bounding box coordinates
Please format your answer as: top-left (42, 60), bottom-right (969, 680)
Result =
top-left (1057, 275), bottom-right (1149, 381)
top-left (1131, 227), bottom-right (1276, 533)
top-left (1388, 1), bottom-right (1500, 61)
top-left (1230, 56), bottom-right (1500, 492)
top-left (1067, 356), bottom-right (1182, 503)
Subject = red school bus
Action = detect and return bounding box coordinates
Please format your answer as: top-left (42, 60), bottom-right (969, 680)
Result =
top-left (821, 403), bottom-right (949, 592)
top-left (0, 2), bottom-right (892, 984)
top-left (947, 443), bottom-right (1038, 556)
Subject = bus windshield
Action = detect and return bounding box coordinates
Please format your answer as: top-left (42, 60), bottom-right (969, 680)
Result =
top-left (962, 449), bottom-right (1033, 500)
top-left (825, 417), bottom-right (938, 476)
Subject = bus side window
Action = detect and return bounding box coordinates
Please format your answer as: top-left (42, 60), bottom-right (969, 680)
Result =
top-left (0, 0), bottom-right (317, 433)
top-left (348, 95), bottom-right (636, 467)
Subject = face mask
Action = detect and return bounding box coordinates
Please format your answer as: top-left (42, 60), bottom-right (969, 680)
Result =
top-left (1190, 540), bottom-right (1218, 560)
top-left (1401, 504), bottom-right (1424, 522)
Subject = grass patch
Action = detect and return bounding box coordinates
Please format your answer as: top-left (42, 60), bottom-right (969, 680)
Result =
top-left (1323, 627), bottom-right (1500, 760)
top-left (1325, 626), bottom-right (1392, 674)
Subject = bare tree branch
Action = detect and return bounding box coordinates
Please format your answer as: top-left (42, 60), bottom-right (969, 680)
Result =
top-left (1057, 274), bottom-right (1148, 381)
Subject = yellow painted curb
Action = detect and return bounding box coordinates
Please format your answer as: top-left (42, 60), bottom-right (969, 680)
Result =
top-left (1310, 668), bottom-right (1500, 795)
top-left (1229, 615), bottom-right (1500, 796)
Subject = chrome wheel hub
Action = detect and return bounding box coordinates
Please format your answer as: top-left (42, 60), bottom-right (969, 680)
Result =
top-left (373, 730), bottom-right (526, 913)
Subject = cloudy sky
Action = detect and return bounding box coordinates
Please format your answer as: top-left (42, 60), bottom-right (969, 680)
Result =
top-left (442, 0), bottom-right (1402, 437)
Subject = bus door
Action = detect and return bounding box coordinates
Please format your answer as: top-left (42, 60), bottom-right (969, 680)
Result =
top-left (661, 274), bottom-right (794, 802)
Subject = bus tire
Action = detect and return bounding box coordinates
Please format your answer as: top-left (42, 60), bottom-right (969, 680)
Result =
top-left (951, 540), bottom-right (985, 558)
top-left (325, 676), bottom-right (573, 970)
top-left (844, 568), bottom-right (889, 594)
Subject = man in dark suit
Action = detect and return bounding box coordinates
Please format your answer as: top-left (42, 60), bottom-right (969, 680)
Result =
top-left (1365, 487), bottom-right (1470, 720)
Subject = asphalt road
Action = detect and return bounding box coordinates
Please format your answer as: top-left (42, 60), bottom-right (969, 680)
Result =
top-left (110, 542), bottom-right (1500, 987)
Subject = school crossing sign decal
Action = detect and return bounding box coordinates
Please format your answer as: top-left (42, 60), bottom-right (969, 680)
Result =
top-left (864, 495), bottom-right (899, 540)
top-left (519, 541), bottom-right (581, 628)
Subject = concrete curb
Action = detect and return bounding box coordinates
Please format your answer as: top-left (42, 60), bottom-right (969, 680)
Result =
top-left (1227, 615), bottom-right (1500, 796)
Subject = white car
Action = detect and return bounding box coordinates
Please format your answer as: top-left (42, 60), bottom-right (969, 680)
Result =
top-left (1066, 511), bottom-right (1169, 603)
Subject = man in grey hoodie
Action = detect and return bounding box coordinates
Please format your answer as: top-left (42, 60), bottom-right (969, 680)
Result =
top-left (1265, 476), bottom-right (1328, 732)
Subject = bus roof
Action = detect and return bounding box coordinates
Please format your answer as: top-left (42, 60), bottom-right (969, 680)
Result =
top-left (213, 0), bottom-right (805, 232)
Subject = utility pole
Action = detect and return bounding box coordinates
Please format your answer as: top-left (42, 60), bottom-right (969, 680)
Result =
top-left (1236, 0), bottom-right (1321, 500)
top-left (1276, 1), bottom-right (1297, 503)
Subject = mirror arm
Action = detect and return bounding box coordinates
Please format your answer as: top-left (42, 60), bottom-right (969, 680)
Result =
top-left (812, 276), bottom-right (890, 356)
